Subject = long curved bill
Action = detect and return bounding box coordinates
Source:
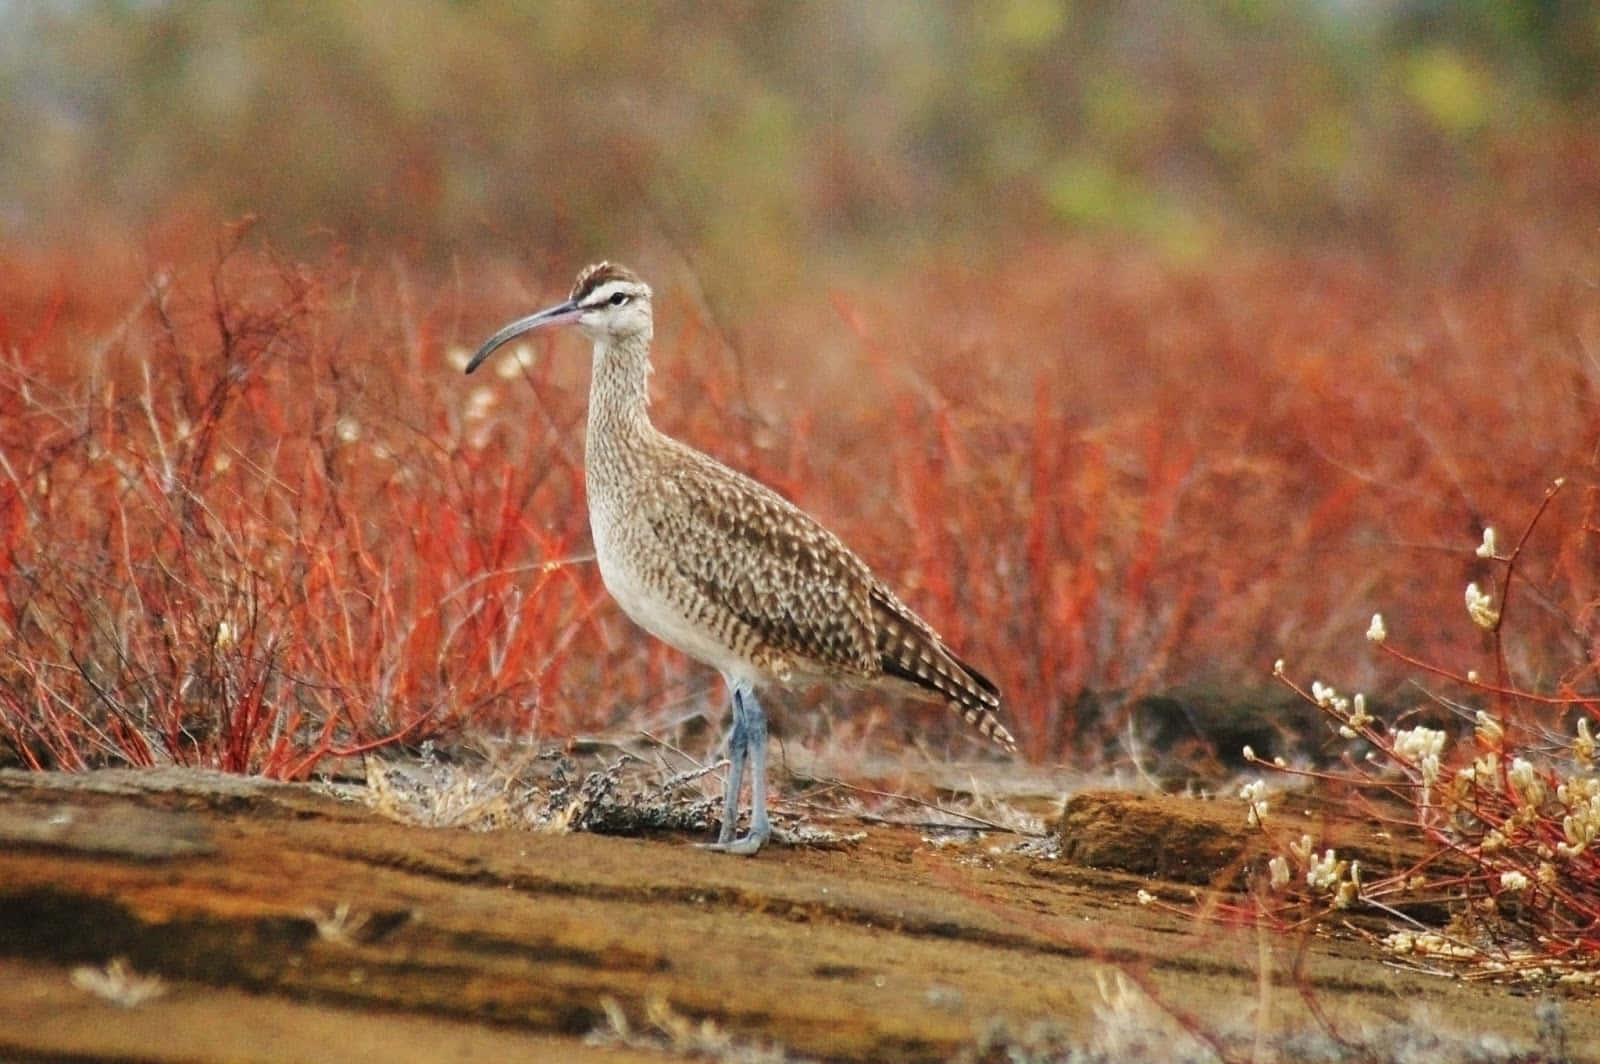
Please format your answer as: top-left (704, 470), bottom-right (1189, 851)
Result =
top-left (464, 299), bottom-right (584, 374)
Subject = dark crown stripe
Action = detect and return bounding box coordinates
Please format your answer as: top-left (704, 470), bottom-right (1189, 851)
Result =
top-left (571, 261), bottom-right (642, 302)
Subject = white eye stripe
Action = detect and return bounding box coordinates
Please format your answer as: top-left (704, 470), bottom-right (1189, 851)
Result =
top-left (581, 282), bottom-right (639, 309)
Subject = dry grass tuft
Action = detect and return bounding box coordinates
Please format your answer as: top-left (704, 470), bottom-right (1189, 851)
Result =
top-left (347, 743), bottom-right (718, 837)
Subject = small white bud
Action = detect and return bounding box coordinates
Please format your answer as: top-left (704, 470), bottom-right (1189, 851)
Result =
top-left (1475, 527), bottom-right (1498, 559)
top-left (1335, 867), bottom-right (1360, 909)
top-left (1575, 719), bottom-right (1595, 763)
top-left (1366, 613), bottom-right (1387, 643)
top-left (1509, 757), bottom-right (1546, 807)
top-left (1348, 693), bottom-right (1372, 728)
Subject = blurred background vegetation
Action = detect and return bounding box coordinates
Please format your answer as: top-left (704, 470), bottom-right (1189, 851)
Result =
top-left (2, 0), bottom-right (1596, 296)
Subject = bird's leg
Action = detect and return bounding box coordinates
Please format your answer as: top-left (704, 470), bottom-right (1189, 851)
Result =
top-left (704, 684), bottom-right (770, 855)
top-left (716, 689), bottom-right (749, 846)
top-left (741, 687), bottom-right (771, 847)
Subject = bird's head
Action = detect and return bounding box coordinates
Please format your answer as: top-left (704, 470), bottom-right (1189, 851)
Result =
top-left (465, 262), bottom-right (653, 374)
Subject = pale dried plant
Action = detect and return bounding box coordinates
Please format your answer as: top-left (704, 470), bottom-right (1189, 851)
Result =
top-left (306, 901), bottom-right (370, 946)
top-left (70, 958), bottom-right (167, 1008)
top-left (1251, 482), bottom-right (1600, 980)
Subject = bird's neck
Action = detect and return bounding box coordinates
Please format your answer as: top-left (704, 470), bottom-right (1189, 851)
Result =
top-left (585, 331), bottom-right (662, 477)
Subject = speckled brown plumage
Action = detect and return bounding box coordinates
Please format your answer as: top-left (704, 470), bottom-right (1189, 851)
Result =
top-left (467, 263), bottom-right (1014, 852)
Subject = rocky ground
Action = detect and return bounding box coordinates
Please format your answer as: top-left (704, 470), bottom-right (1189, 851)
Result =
top-left (0, 765), bottom-right (1591, 1063)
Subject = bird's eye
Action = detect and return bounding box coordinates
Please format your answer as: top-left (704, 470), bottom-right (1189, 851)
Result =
top-left (609, 292), bottom-right (630, 306)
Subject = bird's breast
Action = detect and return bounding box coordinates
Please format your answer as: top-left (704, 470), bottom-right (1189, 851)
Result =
top-left (590, 489), bottom-right (770, 685)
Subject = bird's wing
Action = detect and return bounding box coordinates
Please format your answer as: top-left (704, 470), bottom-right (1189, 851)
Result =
top-left (641, 453), bottom-right (881, 676)
top-left (640, 447), bottom-right (1013, 750)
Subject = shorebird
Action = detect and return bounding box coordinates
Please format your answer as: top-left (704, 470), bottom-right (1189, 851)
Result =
top-left (466, 262), bottom-right (1013, 854)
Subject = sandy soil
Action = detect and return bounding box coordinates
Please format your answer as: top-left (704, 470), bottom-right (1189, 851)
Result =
top-left (0, 766), bottom-right (1591, 1063)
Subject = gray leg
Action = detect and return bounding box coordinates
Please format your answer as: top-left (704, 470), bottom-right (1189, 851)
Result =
top-left (742, 687), bottom-right (770, 845)
top-left (717, 691), bottom-right (749, 845)
top-left (704, 684), bottom-right (770, 855)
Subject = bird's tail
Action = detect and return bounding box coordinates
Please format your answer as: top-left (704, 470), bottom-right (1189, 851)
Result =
top-left (869, 585), bottom-right (1017, 752)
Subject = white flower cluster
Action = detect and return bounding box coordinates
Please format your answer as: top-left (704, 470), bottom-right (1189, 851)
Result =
top-left (1239, 779), bottom-right (1270, 827)
top-left (1391, 725), bottom-right (1449, 809)
top-left (1464, 582), bottom-right (1500, 630)
top-left (1295, 672), bottom-right (1377, 740)
top-left (1392, 726), bottom-right (1446, 786)
top-left (1508, 757), bottom-right (1547, 808)
top-left (1556, 778), bottom-right (1600, 859)
top-left (1289, 834), bottom-right (1361, 908)
top-left (1305, 847), bottom-right (1341, 891)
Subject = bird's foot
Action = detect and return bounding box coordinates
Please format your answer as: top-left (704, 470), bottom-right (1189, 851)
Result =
top-left (699, 824), bottom-right (771, 856)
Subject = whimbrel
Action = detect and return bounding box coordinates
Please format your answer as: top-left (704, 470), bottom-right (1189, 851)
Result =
top-left (466, 263), bottom-right (1013, 854)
